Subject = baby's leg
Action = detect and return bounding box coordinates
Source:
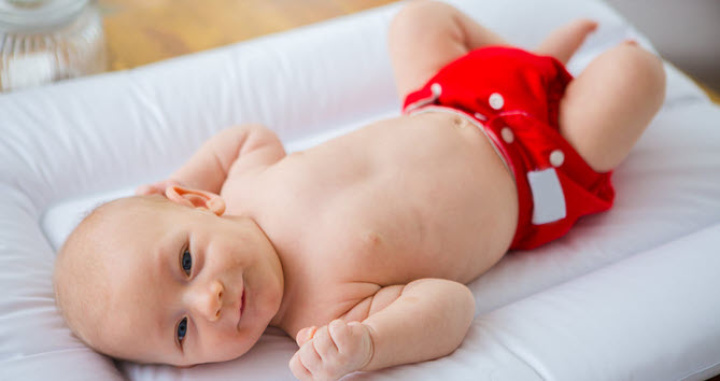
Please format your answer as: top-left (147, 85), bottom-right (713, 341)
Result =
top-left (558, 42), bottom-right (666, 172)
top-left (389, 0), bottom-right (511, 101)
top-left (535, 19), bottom-right (598, 64)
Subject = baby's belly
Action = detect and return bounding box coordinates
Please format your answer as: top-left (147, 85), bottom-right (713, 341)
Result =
top-left (309, 112), bottom-right (520, 284)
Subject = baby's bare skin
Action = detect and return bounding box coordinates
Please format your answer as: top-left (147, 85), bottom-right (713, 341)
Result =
top-left (54, 1), bottom-right (665, 380)
top-left (235, 113), bottom-right (517, 277)
top-left (225, 111), bottom-right (517, 332)
top-left (173, 109), bottom-right (518, 377)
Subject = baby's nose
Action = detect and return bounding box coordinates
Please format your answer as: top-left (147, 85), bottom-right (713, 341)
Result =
top-left (191, 280), bottom-right (224, 322)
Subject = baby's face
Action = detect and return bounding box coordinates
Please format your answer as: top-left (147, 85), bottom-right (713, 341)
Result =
top-left (61, 197), bottom-right (284, 366)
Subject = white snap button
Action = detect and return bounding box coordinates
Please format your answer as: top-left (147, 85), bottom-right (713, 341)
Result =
top-left (489, 92), bottom-right (504, 110)
top-left (501, 127), bottom-right (514, 143)
top-left (431, 83), bottom-right (442, 97)
top-left (550, 149), bottom-right (565, 167)
top-left (473, 112), bottom-right (487, 121)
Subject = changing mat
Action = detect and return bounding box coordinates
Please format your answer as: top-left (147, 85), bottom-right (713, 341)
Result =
top-left (1, 0), bottom-right (719, 380)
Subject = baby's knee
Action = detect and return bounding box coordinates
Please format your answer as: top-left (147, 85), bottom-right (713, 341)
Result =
top-left (395, 0), bottom-right (455, 18)
top-left (615, 43), bottom-right (667, 106)
top-left (390, 0), bottom-right (458, 36)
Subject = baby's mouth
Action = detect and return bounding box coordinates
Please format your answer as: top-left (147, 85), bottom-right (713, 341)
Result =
top-left (238, 289), bottom-right (246, 326)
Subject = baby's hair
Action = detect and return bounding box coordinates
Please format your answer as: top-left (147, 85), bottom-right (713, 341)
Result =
top-left (53, 195), bottom-right (169, 347)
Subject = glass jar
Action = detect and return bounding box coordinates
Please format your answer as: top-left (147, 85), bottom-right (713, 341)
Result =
top-left (0, 0), bottom-right (106, 92)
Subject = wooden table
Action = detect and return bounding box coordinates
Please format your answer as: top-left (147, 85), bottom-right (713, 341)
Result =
top-left (97, 0), bottom-right (399, 71)
top-left (97, 0), bottom-right (719, 104)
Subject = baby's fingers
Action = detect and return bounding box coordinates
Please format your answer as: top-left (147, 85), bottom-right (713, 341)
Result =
top-left (135, 180), bottom-right (180, 196)
top-left (328, 320), bottom-right (364, 350)
top-left (297, 342), bottom-right (324, 375)
top-left (135, 184), bottom-right (159, 196)
top-left (296, 326), bottom-right (317, 347)
top-left (289, 351), bottom-right (313, 381)
top-left (312, 325), bottom-right (340, 361)
top-left (328, 320), bottom-right (373, 370)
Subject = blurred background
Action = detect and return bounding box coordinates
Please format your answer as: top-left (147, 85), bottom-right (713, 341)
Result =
top-left (1, 0), bottom-right (717, 96)
top-left (97, 0), bottom-right (395, 70)
top-left (96, 0), bottom-right (719, 94)
top-left (603, 0), bottom-right (720, 94)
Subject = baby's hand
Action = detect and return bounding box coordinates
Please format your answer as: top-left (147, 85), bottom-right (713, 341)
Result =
top-left (289, 320), bottom-right (374, 381)
top-left (135, 179), bottom-right (181, 196)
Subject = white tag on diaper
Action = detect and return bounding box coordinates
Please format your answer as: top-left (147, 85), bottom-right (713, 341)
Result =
top-left (527, 168), bottom-right (566, 225)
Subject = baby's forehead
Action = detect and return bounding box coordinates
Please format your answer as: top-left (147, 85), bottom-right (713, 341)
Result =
top-left (69, 196), bottom-right (170, 252)
top-left (89, 196), bottom-right (169, 224)
top-left (54, 197), bottom-right (177, 349)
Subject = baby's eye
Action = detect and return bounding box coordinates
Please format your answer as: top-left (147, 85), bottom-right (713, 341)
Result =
top-left (181, 249), bottom-right (192, 276)
top-left (177, 317), bottom-right (188, 345)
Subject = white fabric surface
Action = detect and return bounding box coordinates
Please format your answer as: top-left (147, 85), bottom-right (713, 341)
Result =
top-left (1, 0), bottom-right (719, 380)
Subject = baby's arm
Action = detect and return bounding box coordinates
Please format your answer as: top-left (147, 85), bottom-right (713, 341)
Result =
top-left (289, 279), bottom-right (475, 380)
top-left (137, 124), bottom-right (285, 195)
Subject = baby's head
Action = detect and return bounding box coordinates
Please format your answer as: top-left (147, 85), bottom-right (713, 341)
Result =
top-left (53, 187), bottom-right (284, 366)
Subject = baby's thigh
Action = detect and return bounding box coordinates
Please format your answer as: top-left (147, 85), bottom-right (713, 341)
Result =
top-left (388, 1), bottom-right (470, 100)
top-left (558, 43), bottom-right (666, 172)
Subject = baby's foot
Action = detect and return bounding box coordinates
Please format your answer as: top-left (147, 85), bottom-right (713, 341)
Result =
top-left (623, 38), bottom-right (639, 46)
top-left (536, 18), bottom-right (599, 63)
top-left (570, 18), bottom-right (599, 37)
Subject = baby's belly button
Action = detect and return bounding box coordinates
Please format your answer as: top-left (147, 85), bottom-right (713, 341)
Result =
top-left (452, 115), bottom-right (472, 129)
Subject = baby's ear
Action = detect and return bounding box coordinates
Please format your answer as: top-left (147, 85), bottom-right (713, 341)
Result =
top-left (165, 185), bottom-right (226, 216)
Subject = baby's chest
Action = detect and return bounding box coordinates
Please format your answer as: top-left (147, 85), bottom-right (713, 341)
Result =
top-left (298, 199), bottom-right (509, 288)
top-left (307, 230), bottom-right (465, 286)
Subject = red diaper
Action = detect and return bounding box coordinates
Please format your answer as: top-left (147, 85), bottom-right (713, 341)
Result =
top-left (402, 46), bottom-right (614, 250)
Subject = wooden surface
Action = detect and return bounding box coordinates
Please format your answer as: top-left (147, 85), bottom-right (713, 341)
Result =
top-left (97, 0), bottom-right (720, 105)
top-left (97, 0), bottom-right (399, 71)
top-left (698, 81), bottom-right (720, 104)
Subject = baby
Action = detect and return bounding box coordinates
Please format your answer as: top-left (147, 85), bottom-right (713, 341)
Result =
top-left (53, 1), bottom-right (666, 380)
